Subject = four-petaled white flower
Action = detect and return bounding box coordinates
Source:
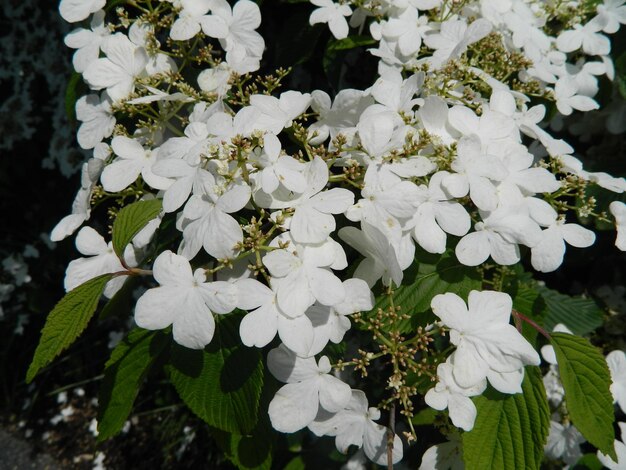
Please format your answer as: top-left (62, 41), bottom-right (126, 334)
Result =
top-left (135, 251), bottom-right (238, 349)
top-left (267, 345), bottom-right (351, 433)
top-left (309, 390), bottom-right (404, 465)
top-left (309, 0), bottom-right (352, 40)
top-left (425, 358), bottom-right (487, 431)
top-left (83, 33), bottom-right (148, 102)
top-left (59, 0), bottom-right (105, 23)
top-left (431, 290), bottom-right (540, 392)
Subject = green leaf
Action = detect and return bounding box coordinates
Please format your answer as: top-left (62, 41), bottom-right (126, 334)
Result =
top-left (111, 199), bottom-right (162, 258)
top-left (168, 315), bottom-right (263, 434)
top-left (65, 72), bottom-right (82, 122)
top-left (540, 288), bottom-right (603, 335)
top-left (97, 328), bottom-right (169, 440)
top-left (371, 250), bottom-right (481, 333)
top-left (512, 282), bottom-right (603, 336)
top-left (550, 332), bottom-right (616, 459)
top-left (283, 456), bottom-right (306, 470)
top-left (462, 366), bottom-right (550, 470)
top-left (572, 453), bottom-right (604, 470)
top-left (27, 274), bottom-right (113, 383)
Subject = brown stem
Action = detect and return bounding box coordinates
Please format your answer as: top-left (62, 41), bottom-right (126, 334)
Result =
top-left (387, 404), bottom-right (396, 470)
top-left (511, 309), bottom-right (551, 340)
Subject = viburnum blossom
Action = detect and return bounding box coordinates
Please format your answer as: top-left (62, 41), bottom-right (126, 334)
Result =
top-left (267, 345), bottom-right (351, 432)
top-left (48, 0), bottom-right (626, 466)
top-left (134, 251), bottom-right (237, 349)
top-left (431, 291), bottom-right (540, 392)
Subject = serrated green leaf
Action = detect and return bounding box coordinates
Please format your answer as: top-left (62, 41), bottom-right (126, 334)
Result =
top-left (97, 329), bottom-right (169, 440)
top-left (27, 274), bottom-right (113, 383)
top-left (540, 288), bottom-right (603, 335)
top-left (512, 282), bottom-right (603, 336)
top-left (550, 333), bottom-right (616, 459)
top-left (462, 366), bottom-right (550, 470)
top-left (371, 251), bottom-right (481, 333)
top-left (168, 315), bottom-right (263, 434)
top-left (112, 199), bottom-right (162, 258)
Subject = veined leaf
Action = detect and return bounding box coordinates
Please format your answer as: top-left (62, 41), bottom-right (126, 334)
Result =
top-left (550, 332), bottom-right (616, 459)
top-left (512, 282), bottom-right (603, 336)
top-left (462, 366), bottom-right (550, 470)
top-left (27, 274), bottom-right (113, 383)
top-left (168, 314), bottom-right (264, 434)
top-left (111, 199), bottom-right (162, 258)
top-left (97, 328), bottom-right (169, 440)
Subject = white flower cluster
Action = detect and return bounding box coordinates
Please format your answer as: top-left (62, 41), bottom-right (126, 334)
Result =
top-left (54, 0), bottom-right (626, 465)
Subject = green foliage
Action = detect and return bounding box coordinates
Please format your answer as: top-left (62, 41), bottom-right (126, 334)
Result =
top-left (111, 199), bottom-right (162, 258)
top-left (512, 282), bottom-right (603, 335)
top-left (462, 367), bottom-right (550, 470)
top-left (615, 51), bottom-right (626, 100)
top-left (65, 72), bottom-right (81, 122)
top-left (550, 332), bottom-right (616, 459)
top-left (168, 315), bottom-right (264, 434)
top-left (372, 250), bottom-right (482, 333)
top-left (572, 453), bottom-right (604, 470)
top-left (97, 328), bottom-right (169, 440)
top-left (26, 274), bottom-right (113, 383)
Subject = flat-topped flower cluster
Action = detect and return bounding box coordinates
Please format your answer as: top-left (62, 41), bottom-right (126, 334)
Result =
top-left (52, 0), bottom-right (626, 466)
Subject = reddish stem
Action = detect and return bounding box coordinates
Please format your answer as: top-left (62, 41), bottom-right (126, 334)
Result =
top-left (511, 309), bottom-right (552, 340)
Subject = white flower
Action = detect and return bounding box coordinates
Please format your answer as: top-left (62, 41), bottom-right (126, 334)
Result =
top-left (267, 345), bottom-right (351, 433)
top-left (308, 390), bottom-right (403, 465)
top-left (64, 227), bottom-right (137, 299)
top-left (83, 33), bottom-right (148, 102)
top-left (425, 358), bottom-right (487, 431)
top-left (263, 234), bottom-right (347, 317)
top-left (554, 77), bottom-right (600, 115)
top-left (75, 94), bottom-right (115, 150)
top-left (442, 136), bottom-right (507, 211)
top-left (205, 0), bottom-right (265, 60)
top-left (100, 137), bottom-right (172, 192)
top-left (545, 420), bottom-right (586, 465)
top-left (304, 278), bottom-right (374, 356)
top-left (339, 222), bottom-right (404, 288)
top-left (424, 18), bottom-right (492, 67)
top-left (307, 89), bottom-right (373, 145)
top-left (178, 176), bottom-right (251, 260)
top-left (408, 172), bottom-right (471, 255)
top-left (236, 278), bottom-right (315, 356)
top-left (455, 205), bottom-right (542, 267)
top-left (250, 91), bottom-right (311, 134)
top-left (346, 164), bottom-right (419, 243)
top-left (170, 0), bottom-right (214, 41)
top-left (134, 251), bottom-right (237, 349)
top-left (251, 134), bottom-right (307, 194)
top-left (610, 201), bottom-right (626, 250)
top-left (531, 219), bottom-right (595, 273)
top-left (598, 422), bottom-right (626, 470)
top-left (431, 290), bottom-right (540, 392)
top-left (607, 350), bottom-right (626, 414)
top-left (59, 0), bottom-right (105, 23)
top-left (596, 0), bottom-right (626, 34)
top-left (543, 365), bottom-right (565, 407)
top-left (556, 16), bottom-right (611, 56)
top-left (309, 0), bottom-right (352, 40)
top-left (64, 10), bottom-right (110, 73)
